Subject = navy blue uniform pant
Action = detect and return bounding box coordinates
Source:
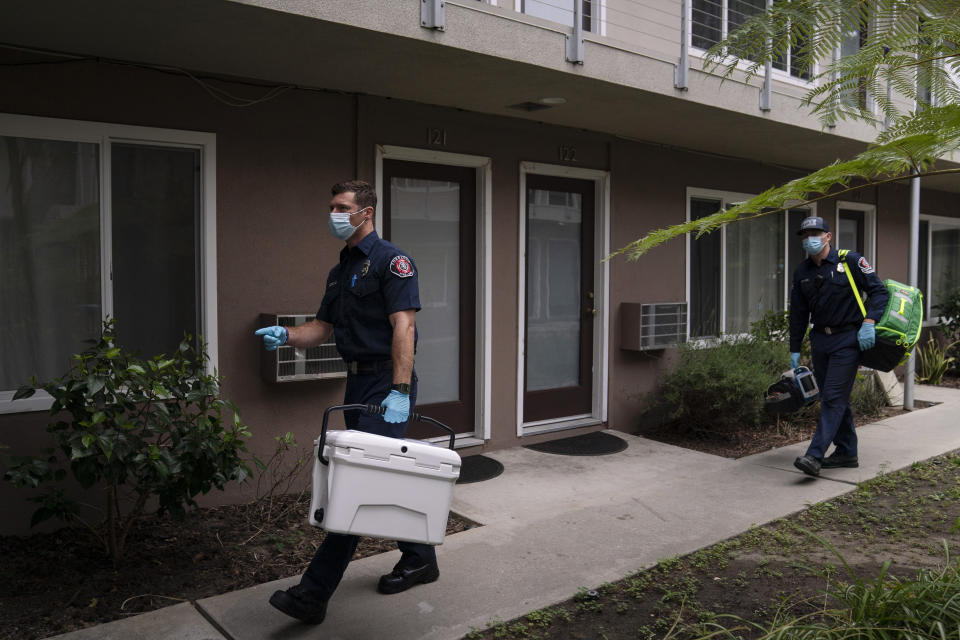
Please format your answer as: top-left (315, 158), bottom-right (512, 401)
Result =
top-left (300, 370), bottom-right (436, 600)
top-left (806, 330), bottom-right (860, 460)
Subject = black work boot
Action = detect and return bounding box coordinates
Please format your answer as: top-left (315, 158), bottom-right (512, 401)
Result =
top-left (793, 455), bottom-right (821, 476)
top-left (377, 561), bottom-right (440, 594)
top-left (269, 584), bottom-right (328, 624)
top-left (822, 452), bottom-right (859, 468)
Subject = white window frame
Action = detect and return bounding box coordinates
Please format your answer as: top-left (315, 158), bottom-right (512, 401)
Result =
top-left (517, 162), bottom-right (610, 436)
top-left (687, 0), bottom-right (817, 88)
top-left (834, 201), bottom-right (877, 269)
top-left (920, 213), bottom-right (960, 324)
top-left (375, 145), bottom-right (492, 448)
top-left (0, 113), bottom-right (217, 415)
top-left (686, 187), bottom-right (817, 339)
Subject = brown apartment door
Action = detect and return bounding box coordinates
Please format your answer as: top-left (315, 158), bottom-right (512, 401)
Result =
top-left (523, 174), bottom-right (595, 423)
top-left (383, 160), bottom-right (476, 439)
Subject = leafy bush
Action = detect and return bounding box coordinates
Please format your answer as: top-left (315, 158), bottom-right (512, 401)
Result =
top-left (4, 319), bottom-right (253, 565)
top-left (657, 338), bottom-right (789, 434)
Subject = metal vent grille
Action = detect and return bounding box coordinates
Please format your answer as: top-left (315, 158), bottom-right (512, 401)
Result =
top-left (620, 302), bottom-right (688, 351)
top-left (260, 313), bottom-right (346, 382)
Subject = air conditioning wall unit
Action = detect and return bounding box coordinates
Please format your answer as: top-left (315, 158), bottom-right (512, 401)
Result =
top-left (260, 313), bottom-right (346, 383)
top-left (620, 302), bottom-right (687, 351)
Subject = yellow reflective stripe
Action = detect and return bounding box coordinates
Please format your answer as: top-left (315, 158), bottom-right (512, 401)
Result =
top-left (839, 250), bottom-right (867, 317)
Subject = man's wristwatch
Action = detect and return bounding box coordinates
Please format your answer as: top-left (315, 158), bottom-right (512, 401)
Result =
top-left (391, 383), bottom-right (410, 394)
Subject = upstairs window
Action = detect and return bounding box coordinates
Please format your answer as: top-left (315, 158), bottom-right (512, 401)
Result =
top-left (521, 0), bottom-right (594, 32)
top-left (693, 0), bottom-right (810, 79)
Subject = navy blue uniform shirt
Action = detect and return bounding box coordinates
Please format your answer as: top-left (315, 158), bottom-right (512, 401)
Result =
top-left (316, 231), bottom-right (420, 362)
top-left (789, 247), bottom-right (888, 352)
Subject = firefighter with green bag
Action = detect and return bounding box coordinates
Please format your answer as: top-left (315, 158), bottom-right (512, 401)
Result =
top-left (789, 216), bottom-right (889, 477)
top-left (837, 249), bottom-right (924, 372)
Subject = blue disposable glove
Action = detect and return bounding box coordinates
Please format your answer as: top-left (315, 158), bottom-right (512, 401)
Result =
top-left (255, 325), bottom-right (288, 351)
top-left (381, 390), bottom-right (410, 423)
top-left (790, 352), bottom-right (800, 370)
top-left (857, 321), bottom-right (876, 351)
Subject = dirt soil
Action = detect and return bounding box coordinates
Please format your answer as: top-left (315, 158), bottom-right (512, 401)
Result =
top-left (0, 493), bottom-right (476, 640)
top-left (2, 374), bottom-right (956, 640)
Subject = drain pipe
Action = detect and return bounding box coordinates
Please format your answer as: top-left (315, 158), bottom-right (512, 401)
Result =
top-left (904, 172), bottom-right (920, 410)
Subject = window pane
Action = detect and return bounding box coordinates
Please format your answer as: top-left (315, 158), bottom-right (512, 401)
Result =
top-left (690, 198), bottom-right (722, 337)
top-left (837, 209), bottom-right (865, 254)
top-left (787, 209), bottom-right (810, 276)
top-left (524, 0), bottom-right (574, 25)
top-left (527, 188), bottom-right (581, 391)
top-left (0, 136), bottom-right (101, 389)
top-left (790, 30), bottom-right (812, 79)
top-left (728, 0), bottom-right (764, 33)
top-left (930, 224), bottom-right (960, 314)
top-left (390, 177), bottom-right (461, 405)
top-left (919, 220), bottom-right (929, 311)
top-left (111, 143), bottom-right (199, 357)
top-left (840, 21), bottom-right (868, 109)
top-left (692, 0), bottom-right (722, 49)
top-left (725, 213), bottom-right (784, 334)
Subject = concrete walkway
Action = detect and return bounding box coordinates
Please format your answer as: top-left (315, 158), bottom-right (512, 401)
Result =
top-left (49, 384), bottom-right (960, 640)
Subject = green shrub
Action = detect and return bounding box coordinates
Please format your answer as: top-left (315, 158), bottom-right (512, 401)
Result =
top-left (4, 319), bottom-right (253, 565)
top-left (915, 335), bottom-right (959, 385)
top-left (658, 338), bottom-right (789, 434)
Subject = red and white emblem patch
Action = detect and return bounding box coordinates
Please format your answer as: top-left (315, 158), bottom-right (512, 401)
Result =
top-left (858, 256), bottom-right (874, 274)
top-left (389, 255), bottom-right (414, 278)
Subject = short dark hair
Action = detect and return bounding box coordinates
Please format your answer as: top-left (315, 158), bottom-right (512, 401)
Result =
top-left (332, 180), bottom-right (377, 211)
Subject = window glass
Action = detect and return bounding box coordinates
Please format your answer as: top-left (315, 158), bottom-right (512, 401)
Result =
top-left (724, 213), bottom-right (784, 334)
top-left (526, 188), bottom-right (582, 391)
top-left (930, 224), bottom-right (960, 313)
top-left (837, 209), bottom-right (865, 255)
top-left (111, 143), bottom-right (200, 357)
top-left (690, 197), bottom-right (722, 337)
top-left (840, 20), bottom-right (868, 110)
top-left (1, 130), bottom-right (206, 397)
top-left (692, 0), bottom-right (723, 49)
top-left (919, 219), bottom-right (929, 307)
top-left (390, 177), bottom-right (461, 405)
top-left (0, 136), bottom-right (101, 389)
top-left (523, 0), bottom-right (591, 30)
top-left (690, 195), bottom-right (801, 338)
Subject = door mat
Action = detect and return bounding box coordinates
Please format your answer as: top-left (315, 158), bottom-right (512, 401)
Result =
top-left (524, 431), bottom-right (627, 456)
top-left (456, 455), bottom-right (504, 484)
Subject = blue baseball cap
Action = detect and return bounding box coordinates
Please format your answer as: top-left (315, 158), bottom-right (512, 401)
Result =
top-left (797, 216), bottom-right (830, 235)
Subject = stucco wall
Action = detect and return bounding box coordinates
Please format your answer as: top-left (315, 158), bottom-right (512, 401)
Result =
top-left (2, 54), bottom-right (958, 533)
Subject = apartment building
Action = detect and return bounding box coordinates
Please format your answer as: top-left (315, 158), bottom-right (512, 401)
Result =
top-left (1, 0), bottom-right (958, 532)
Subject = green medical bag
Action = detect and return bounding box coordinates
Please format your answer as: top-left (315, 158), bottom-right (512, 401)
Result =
top-left (839, 250), bottom-right (924, 372)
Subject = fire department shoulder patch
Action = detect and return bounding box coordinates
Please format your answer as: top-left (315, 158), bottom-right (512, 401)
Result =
top-left (389, 255), bottom-right (415, 278)
top-left (858, 256), bottom-right (874, 274)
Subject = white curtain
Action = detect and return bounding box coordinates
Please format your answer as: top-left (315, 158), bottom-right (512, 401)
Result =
top-left (0, 136), bottom-right (100, 390)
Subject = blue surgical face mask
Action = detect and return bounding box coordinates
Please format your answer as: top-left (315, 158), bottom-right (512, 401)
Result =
top-left (328, 207), bottom-right (368, 241)
top-left (802, 236), bottom-right (824, 255)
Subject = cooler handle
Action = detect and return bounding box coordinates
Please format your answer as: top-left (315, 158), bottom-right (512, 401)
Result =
top-left (318, 404), bottom-right (457, 465)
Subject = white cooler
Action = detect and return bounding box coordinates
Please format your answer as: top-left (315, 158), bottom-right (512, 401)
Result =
top-left (308, 429), bottom-right (461, 545)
